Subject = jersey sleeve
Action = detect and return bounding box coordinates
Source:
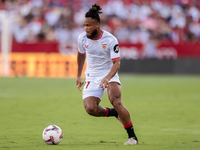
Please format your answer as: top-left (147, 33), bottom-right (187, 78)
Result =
top-left (77, 34), bottom-right (86, 54)
top-left (110, 37), bottom-right (120, 60)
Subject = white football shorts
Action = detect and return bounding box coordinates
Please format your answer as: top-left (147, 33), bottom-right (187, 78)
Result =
top-left (82, 74), bottom-right (121, 100)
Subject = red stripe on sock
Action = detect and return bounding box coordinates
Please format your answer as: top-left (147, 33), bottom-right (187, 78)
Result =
top-left (123, 122), bottom-right (133, 128)
top-left (104, 107), bottom-right (109, 117)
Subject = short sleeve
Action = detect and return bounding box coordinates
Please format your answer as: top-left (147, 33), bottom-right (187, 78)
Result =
top-left (78, 34), bottom-right (86, 54)
top-left (110, 37), bottom-right (120, 60)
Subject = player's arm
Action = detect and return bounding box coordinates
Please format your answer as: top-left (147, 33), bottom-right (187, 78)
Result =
top-left (100, 58), bottom-right (120, 89)
top-left (76, 52), bottom-right (86, 91)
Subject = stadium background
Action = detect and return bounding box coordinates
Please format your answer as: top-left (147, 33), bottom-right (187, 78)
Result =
top-left (0, 0), bottom-right (200, 78)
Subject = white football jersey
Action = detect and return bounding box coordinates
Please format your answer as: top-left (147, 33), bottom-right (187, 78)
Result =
top-left (78, 30), bottom-right (120, 80)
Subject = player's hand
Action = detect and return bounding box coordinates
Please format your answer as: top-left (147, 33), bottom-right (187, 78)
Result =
top-left (76, 76), bottom-right (84, 91)
top-left (100, 77), bottom-right (109, 89)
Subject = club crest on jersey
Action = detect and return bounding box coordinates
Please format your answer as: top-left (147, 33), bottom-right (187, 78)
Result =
top-left (85, 45), bottom-right (89, 48)
top-left (102, 44), bottom-right (107, 50)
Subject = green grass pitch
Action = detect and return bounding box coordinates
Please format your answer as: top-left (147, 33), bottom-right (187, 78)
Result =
top-left (0, 74), bottom-right (200, 150)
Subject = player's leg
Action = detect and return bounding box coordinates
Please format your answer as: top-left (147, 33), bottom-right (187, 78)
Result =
top-left (82, 81), bottom-right (118, 117)
top-left (83, 96), bottom-right (119, 117)
top-left (107, 82), bottom-right (138, 145)
top-left (107, 82), bottom-right (130, 124)
top-left (83, 96), bottom-right (107, 116)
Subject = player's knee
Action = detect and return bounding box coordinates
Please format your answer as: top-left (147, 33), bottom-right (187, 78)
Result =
top-left (84, 105), bottom-right (96, 116)
top-left (111, 99), bottom-right (122, 109)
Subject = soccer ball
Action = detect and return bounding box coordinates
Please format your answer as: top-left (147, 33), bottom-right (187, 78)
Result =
top-left (42, 125), bottom-right (63, 145)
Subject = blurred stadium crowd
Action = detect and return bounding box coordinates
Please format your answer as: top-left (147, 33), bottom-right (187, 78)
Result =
top-left (0, 0), bottom-right (200, 44)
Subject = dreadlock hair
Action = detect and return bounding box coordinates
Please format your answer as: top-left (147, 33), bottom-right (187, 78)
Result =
top-left (85, 4), bottom-right (102, 23)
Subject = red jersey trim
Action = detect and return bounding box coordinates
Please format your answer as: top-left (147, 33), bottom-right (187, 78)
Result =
top-left (111, 57), bottom-right (120, 60)
top-left (92, 30), bottom-right (104, 40)
top-left (79, 51), bottom-right (86, 55)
